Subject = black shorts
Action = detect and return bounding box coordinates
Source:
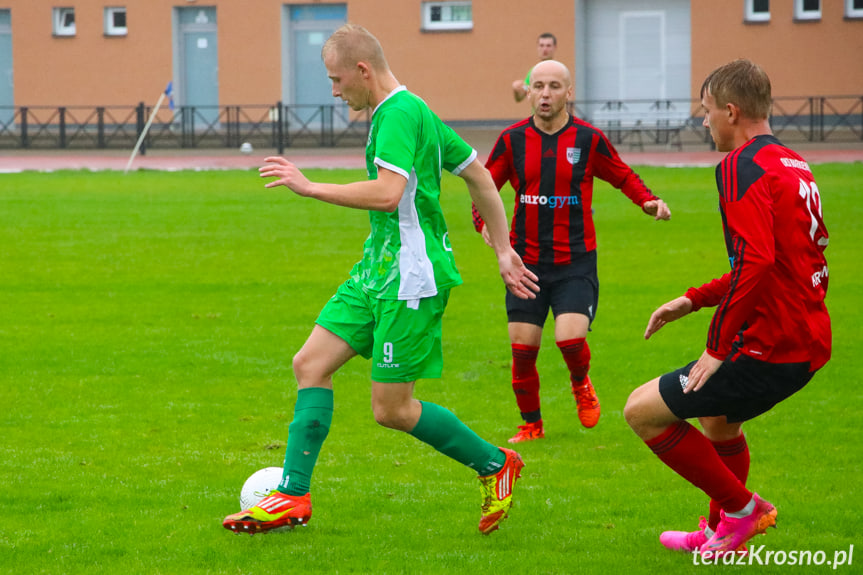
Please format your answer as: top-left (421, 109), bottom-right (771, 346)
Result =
top-left (505, 251), bottom-right (598, 327)
top-left (658, 354), bottom-right (815, 423)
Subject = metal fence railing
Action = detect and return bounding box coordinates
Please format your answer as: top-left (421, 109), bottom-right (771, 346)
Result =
top-left (570, 95), bottom-right (863, 150)
top-left (0, 95), bottom-right (860, 152)
top-left (0, 102), bottom-right (371, 153)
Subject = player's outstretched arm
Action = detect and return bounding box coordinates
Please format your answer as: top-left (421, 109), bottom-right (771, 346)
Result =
top-left (260, 156), bottom-right (405, 212)
top-left (459, 159), bottom-right (539, 299)
top-left (644, 295), bottom-right (692, 339)
top-left (642, 199), bottom-right (672, 221)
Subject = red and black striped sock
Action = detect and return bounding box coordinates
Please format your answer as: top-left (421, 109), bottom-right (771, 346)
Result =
top-left (557, 337), bottom-right (590, 384)
top-left (708, 433), bottom-right (751, 530)
top-left (646, 421), bottom-right (752, 514)
top-left (512, 343), bottom-right (541, 423)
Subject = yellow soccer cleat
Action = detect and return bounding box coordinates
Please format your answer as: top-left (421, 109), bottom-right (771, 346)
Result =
top-left (478, 448), bottom-right (524, 535)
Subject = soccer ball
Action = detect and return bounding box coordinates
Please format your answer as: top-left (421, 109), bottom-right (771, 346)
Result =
top-left (240, 142), bottom-right (254, 155)
top-left (239, 467), bottom-right (282, 509)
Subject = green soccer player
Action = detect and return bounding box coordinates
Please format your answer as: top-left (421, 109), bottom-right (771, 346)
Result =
top-left (223, 23), bottom-right (539, 536)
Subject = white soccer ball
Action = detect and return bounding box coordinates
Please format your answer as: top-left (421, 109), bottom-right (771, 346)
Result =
top-left (240, 142), bottom-right (254, 155)
top-left (239, 466), bottom-right (282, 509)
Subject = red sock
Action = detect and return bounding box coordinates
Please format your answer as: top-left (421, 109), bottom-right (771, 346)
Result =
top-left (708, 434), bottom-right (750, 530)
top-left (557, 337), bottom-right (590, 383)
top-left (511, 344), bottom-right (541, 421)
top-left (646, 421), bottom-right (752, 514)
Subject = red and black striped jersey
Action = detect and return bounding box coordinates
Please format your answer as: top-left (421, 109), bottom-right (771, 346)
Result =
top-left (685, 135), bottom-right (831, 370)
top-left (473, 115), bottom-right (658, 265)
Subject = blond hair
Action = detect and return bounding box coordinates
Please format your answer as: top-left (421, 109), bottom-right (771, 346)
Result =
top-left (700, 59), bottom-right (772, 120)
top-left (321, 23), bottom-right (389, 72)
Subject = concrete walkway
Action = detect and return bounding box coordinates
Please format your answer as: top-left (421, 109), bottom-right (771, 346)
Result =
top-left (1, 142), bottom-right (861, 173)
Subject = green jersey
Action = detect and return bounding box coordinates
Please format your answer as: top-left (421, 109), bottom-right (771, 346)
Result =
top-left (351, 86), bottom-right (476, 300)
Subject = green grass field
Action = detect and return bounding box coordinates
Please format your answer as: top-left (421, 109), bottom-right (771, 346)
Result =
top-left (1, 163), bottom-right (860, 574)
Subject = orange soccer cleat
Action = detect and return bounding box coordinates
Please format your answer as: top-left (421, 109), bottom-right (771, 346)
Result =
top-left (572, 377), bottom-right (600, 428)
top-left (223, 491), bottom-right (312, 535)
top-left (507, 420), bottom-right (545, 444)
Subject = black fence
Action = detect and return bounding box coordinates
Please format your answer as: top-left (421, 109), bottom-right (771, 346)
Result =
top-left (0, 95), bottom-right (860, 152)
top-left (570, 95), bottom-right (863, 150)
top-left (0, 102), bottom-right (371, 153)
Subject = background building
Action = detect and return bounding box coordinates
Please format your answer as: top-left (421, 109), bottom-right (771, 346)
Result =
top-left (0, 1), bottom-right (860, 141)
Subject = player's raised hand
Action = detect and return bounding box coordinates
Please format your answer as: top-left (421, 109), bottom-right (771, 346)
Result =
top-left (644, 295), bottom-right (692, 339)
top-left (260, 156), bottom-right (313, 196)
top-left (643, 199), bottom-right (671, 221)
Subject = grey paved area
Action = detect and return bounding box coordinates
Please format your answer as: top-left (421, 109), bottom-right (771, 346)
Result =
top-left (1, 126), bottom-right (861, 173)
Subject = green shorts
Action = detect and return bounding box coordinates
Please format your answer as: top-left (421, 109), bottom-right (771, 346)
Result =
top-left (316, 278), bottom-right (450, 383)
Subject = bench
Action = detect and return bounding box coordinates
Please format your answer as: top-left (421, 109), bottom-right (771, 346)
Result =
top-left (589, 102), bottom-right (690, 150)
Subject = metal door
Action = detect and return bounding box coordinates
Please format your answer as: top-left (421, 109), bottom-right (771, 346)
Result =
top-left (176, 7), bottom-right (219, 126)
top-left (0, 10), bottom-right (12, 126)
top-left (284, 4), bottom-right (347, 127)
top-left (620, 11), bottom-right (665, 103)
top-left (578, 0), bottom-right (691, 119)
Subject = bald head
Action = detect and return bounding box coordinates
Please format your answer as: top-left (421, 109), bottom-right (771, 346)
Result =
top-left (530, 60), bottom-right (571, 88)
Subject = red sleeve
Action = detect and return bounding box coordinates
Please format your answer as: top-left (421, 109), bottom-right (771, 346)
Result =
top-left (472, 132), bottom-right (513, 233)
top-left (685, 274), bottom-right (731, 311)
top-left (703, 179), bottom-right (776, 360)
top-left (591, 132), bottom-right (659, 209)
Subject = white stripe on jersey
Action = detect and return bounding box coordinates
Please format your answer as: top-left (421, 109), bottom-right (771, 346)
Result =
top-left (396, 167), bottom-right (438, 300)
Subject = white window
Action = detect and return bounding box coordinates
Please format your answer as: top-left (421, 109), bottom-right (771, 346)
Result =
top-left (421, 1), bottom-right (473, 31)
top-left (744, 0), bottom-right (770, 22)
top-left (794, 0), bottom-right (821, 20)
top-left (847, 0), bottom-right (863, 18)
top-left (52, 7), bottom-right (76, 36)
top-left (105, 7), bottom-right (127, 36)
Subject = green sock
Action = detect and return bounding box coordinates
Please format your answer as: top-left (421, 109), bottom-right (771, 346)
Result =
top-left (278, 387), bottom-right (334, 496)
top-left (408, 401), bottom-right (505, 476)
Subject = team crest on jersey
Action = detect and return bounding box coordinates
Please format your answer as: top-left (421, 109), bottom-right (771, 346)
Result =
top-left (566, 147), bottom-right (581, 165)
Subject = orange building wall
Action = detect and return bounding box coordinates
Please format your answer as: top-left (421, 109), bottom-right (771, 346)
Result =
top-left (218, 2), bottom-right (283, 106)
top-left (691, 2), bottom-right (863, 99)
top-left (7, 0), bottom-right (575, 121)
top-left (348, 0), bottom-right (575, 121)
top-left (4, 0), bottom-right (862, 122)
top-left (12, 2), bottom-right (175, 106)
top-left (11, 1), bottom-right (286, 108)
